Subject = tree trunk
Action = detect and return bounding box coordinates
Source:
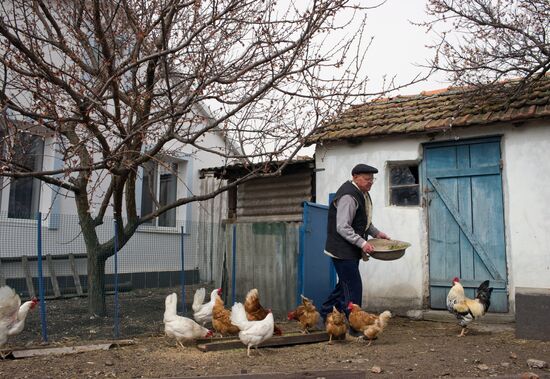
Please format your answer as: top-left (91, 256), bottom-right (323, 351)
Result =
top-left (87, 249), bottom-right (107, 316)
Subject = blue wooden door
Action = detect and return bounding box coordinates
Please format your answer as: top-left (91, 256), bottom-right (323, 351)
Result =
top-left (424, 137), bottom-right (508, 312)
top-left (299, 202), bottom-right (336, 308)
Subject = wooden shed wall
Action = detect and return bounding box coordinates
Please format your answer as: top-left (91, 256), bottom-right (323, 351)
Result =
top-left (224, 222), bottom-right (300, 316)
top-left (236, 172), bottom-right (312, 222)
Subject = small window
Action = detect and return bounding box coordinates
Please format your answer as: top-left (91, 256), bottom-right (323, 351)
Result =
top-left (6, 133), bottom-right (44, 219)
top-left (389, 164), bottom-right (419, 206)
top-left (140, 161), bottom-right (178, 227)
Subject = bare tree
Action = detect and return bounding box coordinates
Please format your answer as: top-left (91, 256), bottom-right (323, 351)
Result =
top-left (424, 0), bottom-right (549, 88)
top-left (0, 0), bottom-right (422, 315)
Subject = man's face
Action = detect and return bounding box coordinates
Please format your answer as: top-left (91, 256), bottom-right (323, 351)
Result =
top-left (353, 173), bottom-right (375, 192)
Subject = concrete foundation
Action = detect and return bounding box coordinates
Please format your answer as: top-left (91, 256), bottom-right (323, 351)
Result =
top-left (515, 287), bottom-right (550, 341)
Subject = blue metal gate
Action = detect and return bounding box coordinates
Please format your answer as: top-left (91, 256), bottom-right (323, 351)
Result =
top-left (299, 202), bottom-right (336, 308)
top-left (424, 136), bottom-right (508, 312)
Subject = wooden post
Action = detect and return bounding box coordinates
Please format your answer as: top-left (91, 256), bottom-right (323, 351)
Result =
top-left (21, 256), bottom-right (35, 298)
top-left (0, 259), bottom-right (6, 287)
top-left (68, 254), bottom-right (84, 296)
top-left (46, 255), bottom-right (61, 298)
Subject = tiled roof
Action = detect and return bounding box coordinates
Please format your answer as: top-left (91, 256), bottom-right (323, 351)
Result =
top-left (306, 77), bottom-right (550, 145)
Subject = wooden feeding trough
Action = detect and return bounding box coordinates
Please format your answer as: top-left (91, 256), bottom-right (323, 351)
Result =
top-left (196, 331), bottom-right (344, 352)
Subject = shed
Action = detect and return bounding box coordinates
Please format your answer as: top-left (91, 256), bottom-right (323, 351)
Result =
top-left (306, 77), bottom-right (550, 315)
top-left (200, 157), bottom-right (316, 222)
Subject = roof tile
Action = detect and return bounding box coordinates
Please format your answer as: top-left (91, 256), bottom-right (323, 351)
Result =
top-left (307, 77), bottom-right (550, 144)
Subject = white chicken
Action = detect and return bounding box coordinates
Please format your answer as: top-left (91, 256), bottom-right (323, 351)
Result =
top-left (163, 293), bottom-right (213, 348)
top-left (192, 287), bottom-right (221, 326)
top-left (230, 302), bottom-right (274, 357)
top-left (0, 286), bottom-right (38, 353)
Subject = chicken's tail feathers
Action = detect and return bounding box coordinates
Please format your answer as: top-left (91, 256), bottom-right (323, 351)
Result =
top-left (477, 280), bottom-right (490, 293)
top-left (476, 280), bottom-right (493, 310)
top-left (0, 285), bottom-right (16, 299)
top-left (0, 285), bottom-right (20, 319)
top-left (245, 288), bottom-right (259, 303)
top-left (164, 293), bottom-right (178, 318)
top-left (192, 287), bottom-right (206, 312)
top-left (230, 302), bottom-right (249, 330)
top-left (379, 310), bottom-right (392, 319)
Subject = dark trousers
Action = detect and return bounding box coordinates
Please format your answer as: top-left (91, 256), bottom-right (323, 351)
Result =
top-left (319, 258), bottom-right (362, 320)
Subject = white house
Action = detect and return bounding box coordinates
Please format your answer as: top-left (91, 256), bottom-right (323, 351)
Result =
top-left (308, 78), bottom-right (550, 315)
top-left (0, 106), bottom-right (232, 295)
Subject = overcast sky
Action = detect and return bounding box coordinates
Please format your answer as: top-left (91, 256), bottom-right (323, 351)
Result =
top-left (359, 0), bottom-right (450, 96)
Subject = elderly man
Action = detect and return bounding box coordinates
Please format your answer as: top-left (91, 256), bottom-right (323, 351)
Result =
top-left (319, 164), bottom-right (390, 325)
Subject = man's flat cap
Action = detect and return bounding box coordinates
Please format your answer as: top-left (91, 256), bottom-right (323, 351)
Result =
top-left (351, 164), bottom-right (378, 175)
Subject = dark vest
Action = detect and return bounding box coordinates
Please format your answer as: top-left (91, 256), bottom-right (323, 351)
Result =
top-left (325, 181), bottom-right (369, 260)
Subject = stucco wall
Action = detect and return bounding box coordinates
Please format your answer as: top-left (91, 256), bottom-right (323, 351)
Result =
top-left (501, 122), bottom-right (550, 301)
top-left (316, 138), bottom-right (426, 312)
top-left (315, 119), bottom-right (550, 314)
top-left (25, 125), bottom-right (230, 223)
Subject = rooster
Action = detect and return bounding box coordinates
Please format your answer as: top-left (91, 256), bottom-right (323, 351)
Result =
top-left (212, 290), bottom-right (239, 337)
top-left (446, 277), bottom-right (493, 337)
top-left (231, 302), bottom-right (274, 357)
top-left (362, 310), bottom-right (391, 346)
top-left (0, 286), bottom-right (38, 355)
top-left (244, 288), bottom-right (282, 336)
top-left (164, 293), bottom-right (213, 348)
top-left (287, 294), bottom-right (320, 334)
top-left (325, 306), bottom-right (347, 344)
top-left (192, 287), bottom-right (221, 326)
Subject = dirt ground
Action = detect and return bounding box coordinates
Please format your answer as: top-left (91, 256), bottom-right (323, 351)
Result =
top-left (1, 288), bottom-right (550, 378)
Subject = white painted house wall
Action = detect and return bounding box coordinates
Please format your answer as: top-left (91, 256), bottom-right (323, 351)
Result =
top-left (0, 122), bottom-right (230, 280)
top-left (315, 119), bottom-right (550, 313)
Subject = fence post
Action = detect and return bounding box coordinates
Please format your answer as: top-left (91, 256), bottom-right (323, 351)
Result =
top-left (113, 218), bottom-right (119, 338)
top-left (36, 212), bottom-right (48, 342)
top-left (180, 225), bottom-right (186, 313)
top-left (231, 224), bottom-right (236, 306)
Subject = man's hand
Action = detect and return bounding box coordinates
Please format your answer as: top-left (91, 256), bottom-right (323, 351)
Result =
top-left (362, 241), bottom-right (374, 254)
top-left (376, 231), bottom-right (390, 240)
top-left (361, 242), bottom-right (374, 261)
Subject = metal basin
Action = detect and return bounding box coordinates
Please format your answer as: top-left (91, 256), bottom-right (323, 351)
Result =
top-left (368, 239), bottom-right (411, 261)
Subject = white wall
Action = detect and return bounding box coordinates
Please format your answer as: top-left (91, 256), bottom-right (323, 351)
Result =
top-left (17, 125), bottom-right (230, 224)
top-left (501, 121), bottom-right (550, 299)
top-left (316, 137), bottom-right (426, 311)
top-left (315, 119), bottom-right (550, 313)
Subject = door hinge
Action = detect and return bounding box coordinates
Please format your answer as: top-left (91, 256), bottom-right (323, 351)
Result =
top-left (499, 159), bottom-right (504, 170)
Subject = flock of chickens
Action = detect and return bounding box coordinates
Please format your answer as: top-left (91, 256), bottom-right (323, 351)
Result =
top-left (163, 286), bottom-right (394, 356)
top-left (0, 276), bottom-right (493, 357)
top-left (164, 277), bottom-right (494, 356)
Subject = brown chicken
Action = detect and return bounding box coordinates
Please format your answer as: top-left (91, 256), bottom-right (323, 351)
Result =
top-left (325, 306), bottom-right (347, 344)
top-left (244, 288), bottom-right (282, 336)
top-left (287, 294), bottom-right (320, 334)
top-left (347, 302), bottom-right (378, 336)
top-left (212, 292), bottom-right (239, 337)
top-left (348, 302), bottom-right (392, 344)
top-left (363, 310), bottom-right (391, 346)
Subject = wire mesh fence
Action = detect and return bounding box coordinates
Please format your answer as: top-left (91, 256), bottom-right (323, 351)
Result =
top-left (0, 212), bottom-right (304, 347)
top-left (0, 211), bottom-right (226, 342)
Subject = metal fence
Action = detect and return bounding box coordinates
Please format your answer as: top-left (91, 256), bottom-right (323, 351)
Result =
top-left (0, 211), bottom-right (226, 341)
top-left (0, 212), bottom-right (304, 344)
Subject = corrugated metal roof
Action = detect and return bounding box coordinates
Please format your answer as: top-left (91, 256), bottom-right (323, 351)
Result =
top-left (306, 77), bottom-right (550, 145)
top-left (236, 172), bottom-right (311, 222)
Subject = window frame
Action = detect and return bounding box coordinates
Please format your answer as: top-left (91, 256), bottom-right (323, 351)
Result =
top-left (138, 158), bottom-right (183, 230)
top-left (387, 162), bottom-right (420, 207)
top-left (1, 132), bottom-right (44, 220)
